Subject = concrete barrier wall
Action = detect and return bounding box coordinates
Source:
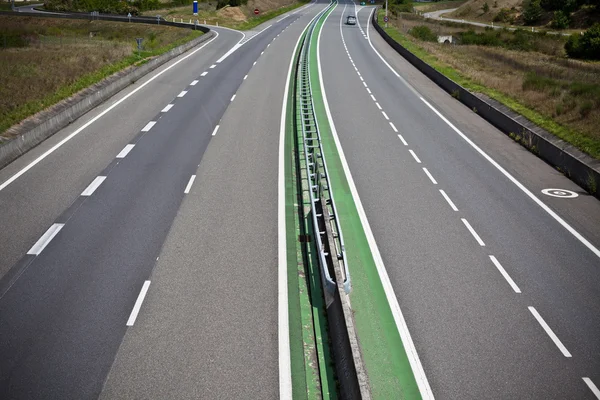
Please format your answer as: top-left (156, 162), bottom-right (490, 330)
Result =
top-left (372, 12), bottom-right (600, 199)
top-left (0, 12), bottom-right (213, 169)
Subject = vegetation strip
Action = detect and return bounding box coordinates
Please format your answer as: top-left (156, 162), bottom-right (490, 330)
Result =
top-left (310, 3), bottom-right (423, 399)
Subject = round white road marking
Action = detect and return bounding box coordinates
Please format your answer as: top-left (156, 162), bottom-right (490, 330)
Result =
top-left (541, 188), bottom-right (579, 198)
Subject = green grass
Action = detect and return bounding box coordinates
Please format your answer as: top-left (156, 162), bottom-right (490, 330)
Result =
top-left (379, 10), bottom-right (600, 159)
top-left (236, 2), bottom-right (307, 30)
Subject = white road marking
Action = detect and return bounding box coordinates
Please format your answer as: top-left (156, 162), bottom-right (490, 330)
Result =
top-left (583, 378), bottom-right (600, 399)
top-left (81, 176), bottom-right (106, 196)
top-left (184, 175), bottom-right (196, 194)
top-left (268, 43), bottom-right (271, 47)
top-left (141, 121), bottom-right (156, 132)
top-left (190, 80), bottom-right (199, 86)
top-left (366, 88), bottom-right (371, 94)
top-left (209, 64), bottom-right (216, 69)
top-left (116, 144), bottom-right (135, 159)
top-left (390, 122), bottom-right (398, 133)
top-left (421, 98), bottom-right (600, 260)
top-left (231, 94), bottom-right (236, 102)
top-left (201, 71), bottom-right (208, 76)
top-left (211, 125), bottom-right (220, 136)
top-left (370, 95), bottom-right (376, 101)
top-left (161, 104), bottom-right (174, 112)
top-left (489, 255), bottom-right (521, 293)
top-left (409, 149), bottom-right (421, 163)
top-left (397, 135), bottom-right (408, 147)
top-left (279, 8), bottom-right (325, 397)
top-left (253, 61), bottom-right (257, 66)
top-left (382, 111), bottom-right (390, 120)
top-left (27, 223), bottom-right (65, 255)
top-left (261, 51), bottom-right (264, 55)
top-left (359, 76), bottom-right (364, 81)
top-left (375, 102), bottom-right (382, 110)
top-left (462, 218), bottom-right (485, 246)
top-left (528, 306), bottom-right (572, 357)
top-left (126, 280), bottom-right (151, 326)
top-left (328, 4), bottom-right (434, 398)
top-left (177, 91), bottom-right (187, 97)
top-left (423, 168), bottom-right (438, 185)
top-left (244, 74), bottom-right (248, 80)
top-left (439, 189), bottom-right (458, 211)
top-left (0, 30), bottom-right (221, 193)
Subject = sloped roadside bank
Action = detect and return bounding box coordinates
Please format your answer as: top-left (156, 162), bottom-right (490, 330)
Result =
top-left (372, 10), bottom-right (600, 200)
top-left (0, 11), bottom-right (211, 169)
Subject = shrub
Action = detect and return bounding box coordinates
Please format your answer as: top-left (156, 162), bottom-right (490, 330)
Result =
top-left (409, 25), bottom-right (437, 42)
top-left (579, 101), bottom-right (593, 118)
top-left (551, 10), bottom-right (570, 29)
top-left (482, 2), bottom-right (489, 12)
top-left (565, 23), bottom-right (600, 60)
top-left (523, 0), bottom-right (543, 24)
top-left (522, 72), bottom-right (559, 91)
top-left (459, 29), bottom-right (502, 46)
top-left (493, 8), bottom-right (510, 22)
top-left (389, 3), bottom-right (412, 15)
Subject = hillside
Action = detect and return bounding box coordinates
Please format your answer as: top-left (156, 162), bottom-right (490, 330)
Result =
top-left (448, 0), bottom-right (600, 28)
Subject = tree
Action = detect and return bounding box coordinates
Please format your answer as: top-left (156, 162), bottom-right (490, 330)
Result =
top-left (523, 0), bottom-right (543, 24)
top-left (482, 2), bottom-right (490, 12)
top-left (551, 10), bottom-right (570, 29)
top-left (565, 23), bottom-right (600, 59)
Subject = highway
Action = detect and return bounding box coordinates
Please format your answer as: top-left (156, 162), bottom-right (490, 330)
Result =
top-left (319, 2), bottom-right (600, 398)
top-left (0, 0), bottom-right (599, 399)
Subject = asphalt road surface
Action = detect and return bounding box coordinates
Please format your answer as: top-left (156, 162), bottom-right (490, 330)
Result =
top-left (320, 2), bottom-right (600, 398)
top-left (1, 0), bottom-right (599, 399)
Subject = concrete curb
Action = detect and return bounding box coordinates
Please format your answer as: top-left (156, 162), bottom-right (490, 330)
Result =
top-left (372, 11), bottom-right (600, 200)
top-left (0, 13), bottom-right (213, 170)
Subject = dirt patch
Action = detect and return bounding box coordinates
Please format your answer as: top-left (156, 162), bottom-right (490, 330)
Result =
top-left (449, 0), bottom-right (523, 23)
top-left (217, 5), bottom-right (247, 21)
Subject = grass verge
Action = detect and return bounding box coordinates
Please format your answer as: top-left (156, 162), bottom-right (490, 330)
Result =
top-left (380, 9), bottom-right (600, 159)
top-left (0, 16), bottom-right (202, 139)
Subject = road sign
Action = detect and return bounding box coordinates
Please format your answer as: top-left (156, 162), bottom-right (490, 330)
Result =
top-left (383, 15), bottom-right (389, 22)
top-left (254, 8), bottom-right (259, 15)
top-left (193, 0), bottom-right (198, 16)
top-left (360, 1), bottom-right (365, 5)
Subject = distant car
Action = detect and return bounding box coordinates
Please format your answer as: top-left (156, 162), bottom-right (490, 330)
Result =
top-left (346, 15), bottom-right (356, 25)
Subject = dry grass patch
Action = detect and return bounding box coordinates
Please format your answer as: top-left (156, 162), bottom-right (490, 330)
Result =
top-left (0, 16), bottom-right (202, 137)
top-left (385, 11), bottom-right (600, 158)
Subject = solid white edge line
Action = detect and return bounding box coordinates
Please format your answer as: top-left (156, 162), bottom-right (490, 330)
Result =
top-left (126, 280), bottom-right (151, 326)
top-left (184, 175), bottom-right (196, 194)
top-left (211, 125), bottom-right (220, 136)
top-left (422, 167), bottom-right (438, 185)
top-left (0, 31), bottom-right (220, 193)
top-left (81, 176), bottom-right (106, 196)
top-left (190, 80), bottom-right (199, 85)
top-left (177, 91), bottom-right (187, 98)
top-left (231, 94), bottom-right (236, 102)
top-left (161, 104), bottom-right (174, 112)
top-left (420, 97), bottom-right (600, 259)
top-left (583, 378), bottom-right (600, 399)
top-left (278, 6), bottom-right (327, 398)
top-left (489, 255), bottom-right (521, 293)
top-left (141, 121), bottom-right (156, 132)
top-left (439, 189), bottom-right (458, 211)
top-left (409, 149), bottom-right (421, 163)
top-left (364, 5), bottom-right (599, 261)
top-left (116, 144), bottom-right (135, 159)
top-left (528, 306), bottom-right (572, 357)
top-left (330, 4), bottom-right (435, 398)
top-left (27, 223), bottom-right (65, 255)
top-left (461, 218), bottom-right (485, 246)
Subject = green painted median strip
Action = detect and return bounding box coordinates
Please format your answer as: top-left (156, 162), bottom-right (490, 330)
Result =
top-left (308, 5), bottom-right (422, 399)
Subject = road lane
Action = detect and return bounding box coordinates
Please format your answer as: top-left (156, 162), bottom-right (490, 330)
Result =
top-left (0, 28), bottom-right (242, 282)
top-left (318, 2), bottom-right (600, 398)
top-left (98, 4), bottom-right (326, 399)
top-left (0, 8), bottom-right (312, 399)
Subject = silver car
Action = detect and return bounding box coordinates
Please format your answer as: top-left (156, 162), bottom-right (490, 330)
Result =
top-left (346, 15), bottom-right (356, 25)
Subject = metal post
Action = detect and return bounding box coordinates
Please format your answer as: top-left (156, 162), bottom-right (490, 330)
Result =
top-left (385, 0), bottom-right (388, 28)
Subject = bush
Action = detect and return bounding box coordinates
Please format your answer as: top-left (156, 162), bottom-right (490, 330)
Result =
top-left (523, 0), bottom-right (543, 24)
top-left (580, 101), bottom-right (593, 117)
top-left (551, 10), bottom-right (570, 29)
top-left (482, 2), bottom-right (489, 12)
top-left (389, 3), bottom-right (412, 15)
top-left (565, 23), bottom-right (600, 60)
top-left (409, 25), bottom-right (437, 42)
top-left (459, 29), bottom-right (502, 46)
top-left (493, 8), bottom-right (510, 22)
top-left (522, 72), bottom-right (559, 91)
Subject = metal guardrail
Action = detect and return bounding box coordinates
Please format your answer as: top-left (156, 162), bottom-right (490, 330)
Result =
top-left (296, 5), bottom-right (350, 294)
